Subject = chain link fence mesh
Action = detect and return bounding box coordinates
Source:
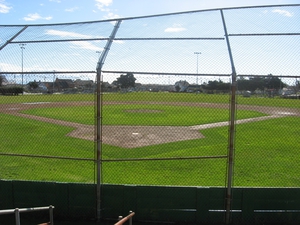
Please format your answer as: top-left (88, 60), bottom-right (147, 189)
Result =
top-left (0, 4), bottom-right (299, 222)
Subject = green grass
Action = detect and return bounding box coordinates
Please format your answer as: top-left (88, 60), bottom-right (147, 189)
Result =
top-left (100, 117), bottom-right (300, 187)
top-left (0, 92), bottom-right (299, 108)
top-left (0, 92), bottom-right (299, 186)
top-left (22, 104), bottom-right (266, 126)
top-left (0, 114), bottom-right (94, 182)
top-left (234, 117), bottom-right (300, 187)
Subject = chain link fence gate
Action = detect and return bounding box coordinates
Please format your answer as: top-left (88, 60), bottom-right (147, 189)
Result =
top-left (0, 4), bottom-right (299, 224)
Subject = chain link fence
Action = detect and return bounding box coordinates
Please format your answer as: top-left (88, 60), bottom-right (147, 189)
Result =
top-left (0, 4), bottom-right (299, 223)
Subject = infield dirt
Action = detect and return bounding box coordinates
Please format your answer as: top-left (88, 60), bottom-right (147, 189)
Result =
top-left (1, 101), bottom-right (299, 148)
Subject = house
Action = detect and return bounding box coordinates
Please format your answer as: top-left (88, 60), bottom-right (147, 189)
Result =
top-left (54, 78), bottom-right (75, 92)
top-left (186, 84), bottom-right (202, 93)
top-left (74, 79), bottom-right (94, 90)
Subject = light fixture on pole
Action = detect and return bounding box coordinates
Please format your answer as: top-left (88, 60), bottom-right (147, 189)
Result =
top-left (194, 52), bottom-right (201, 84)
top-left (20, 44), bottom-right (26, 93)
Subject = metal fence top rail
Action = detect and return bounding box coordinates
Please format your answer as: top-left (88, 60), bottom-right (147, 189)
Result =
top-left (102, 70), bottom-right (232, 77)
top-left (0, 4), bottom-right (299, 27)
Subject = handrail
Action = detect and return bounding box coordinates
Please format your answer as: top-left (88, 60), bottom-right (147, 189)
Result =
top-left (0, 205), bottom-right (54, 225)
top-left (115, 211), bottom-right (135, 225)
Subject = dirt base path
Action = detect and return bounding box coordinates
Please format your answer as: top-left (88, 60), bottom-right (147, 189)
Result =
top-left (1, 101), bottom-right (299, 148)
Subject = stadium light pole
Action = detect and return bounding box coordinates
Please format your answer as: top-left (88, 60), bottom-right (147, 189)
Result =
top-left (53, 70), bottom-right (56, 93)
top-left (194, 52), bottom-right (201, 84)
top-left (20, 44), bottom-right (26, 94)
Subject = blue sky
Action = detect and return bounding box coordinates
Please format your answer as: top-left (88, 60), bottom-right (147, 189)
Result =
top-left (0, 0), bottom-right (299, 85)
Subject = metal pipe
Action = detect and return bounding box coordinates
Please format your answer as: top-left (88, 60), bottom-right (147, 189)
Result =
top-left (0, 152), bottom-right (95, 162)
top-left (102, 155), bottom-right (227, 162)
top-left (220, 9), bottom-right (237, 225)
top-left (0, 206), bottom-right (55, 215)
top-left (228, 32), bottom-right (300, 36)
top-left (14, 208), bottom-right (20, 225)
top-left (1, 4), bottom-right (298, 28)
top-left (96, 20), bottom-right (121, 222)
top-left (1, 206), bottom-right (55, 225)
top-left (114, 211), bottom-right (135, 225)
top-left (0, 152), bottom-right (227, 162)
top-left (49, 205), bottom-right (54, 225)
top-left (10, 37), bottom-right (224, 44)
top-left (0, 25), bottom-right (28, 51)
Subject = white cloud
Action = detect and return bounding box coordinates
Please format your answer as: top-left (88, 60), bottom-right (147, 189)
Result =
top-left (23, 13), bottom-right (52, 21)
top-left (0, 2), bottom-right (11, 13)
top-left (65, 6), bottom-right (79, 12)
top-left (45, 29), bottom-right (92, 38)
top-left (70, 41), bottom-right (102, 51)
top-left (95, 0), bottom-right (112, 9)
top-left (103, 12), bottom-right (120, 20)
top-left (272, 9), bottom-right (293, 17)
top-left (49, 0), bottom-right (61, 3)
top-left (95, 0), bottom-right (114, 14)
top-left (164, 24), bottom-right (186, 33)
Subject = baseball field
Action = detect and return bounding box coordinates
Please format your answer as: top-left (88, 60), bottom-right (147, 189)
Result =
top-left (0, 92), bottom-right (299, 187)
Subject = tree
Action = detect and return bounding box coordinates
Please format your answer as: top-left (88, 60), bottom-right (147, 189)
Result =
top-left (28, 80), bottom-right (39, 90)
top-left (237, 75), bottom-right (286, 92)
top-left (0, 75), bottom-right (3, 86)
top-left (174, 80), bottom-right (189, 92)
top-left (113, 73), bottom-right (136, 89)
top-left (264, 74), bottom-right (285, 90)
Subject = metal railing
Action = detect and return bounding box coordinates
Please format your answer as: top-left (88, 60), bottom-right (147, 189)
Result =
top-left (115, 211), bottom-right (135, 225)
top-left (0, 205), bottom-right (54, 225)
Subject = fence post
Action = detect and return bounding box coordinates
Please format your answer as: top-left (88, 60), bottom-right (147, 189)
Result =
top-left (14, 208), bottom-right (20, 225)
top-left (95, 20), bottom-right (122, 222)
top-left (49, 205), bottom-right (54, 225)
top-left (220, 9), bottom-right (237, 225)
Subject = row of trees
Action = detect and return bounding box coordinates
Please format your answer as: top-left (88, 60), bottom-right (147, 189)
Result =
top-left (203, 75), bottom-right (287, 92)
top-left (237, 75), bottom-right (286, 92)
top-left (0, 75), bottom-right (23, 95)
top-left (0, 73), bottom-right (291, 94)
top-left (110, 73), bottom-right (287, 91)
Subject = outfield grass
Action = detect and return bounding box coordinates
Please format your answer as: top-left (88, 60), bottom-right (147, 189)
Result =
top-left (0, 92), bottom-right (299, 108)
top-left (21, 104), bottom-right (266, 126)
top-left (0, 92), bottom-right (299, 186)
top-left (0, 114), bottom-right (94, 182)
